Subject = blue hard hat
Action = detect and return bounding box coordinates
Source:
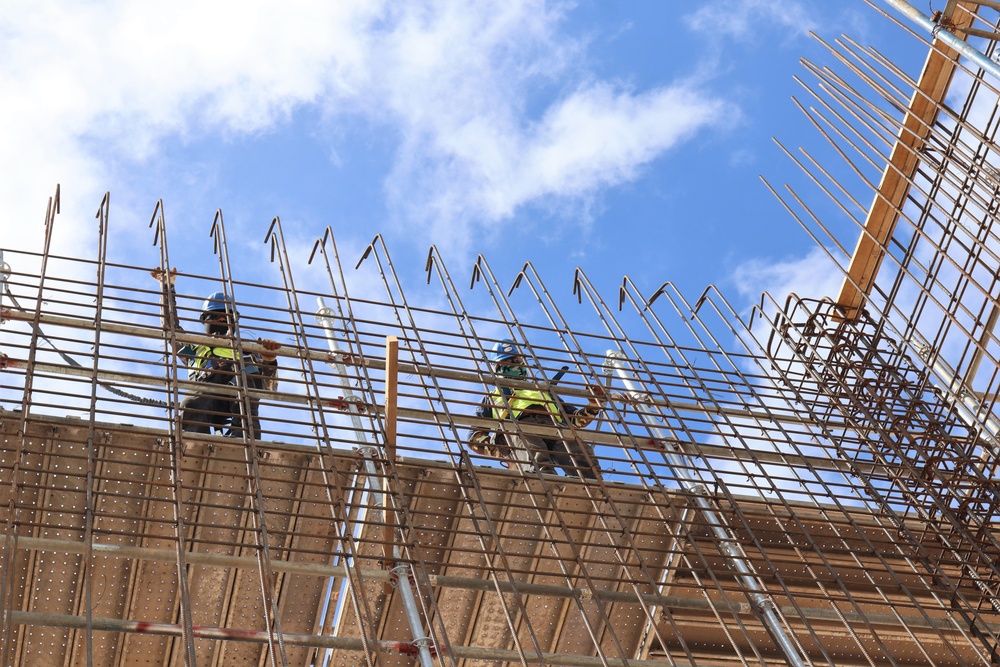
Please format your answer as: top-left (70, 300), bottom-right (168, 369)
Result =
top-left (201, 291), bottom-right (233, 318)
top-left (489, 339), bottom-right (520, 363)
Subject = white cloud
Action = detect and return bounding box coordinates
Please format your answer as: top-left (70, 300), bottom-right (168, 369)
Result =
top-left (732, 246), bottom-right (843, 306)
top-left (390, 81), bottom-right (731, 249)
top-left (2, 0), bottom-right (735, 260)
top-left (1, 0), bottom-right (380, 259)
top-left (361, 2), bottom-right (736, 250)
top-left (508, 83), bottom-right (727, 209)
top-left (684, 0), bottom-right (820, 41)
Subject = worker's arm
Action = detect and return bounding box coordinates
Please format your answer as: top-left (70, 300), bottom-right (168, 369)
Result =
top-left (150, 267), bottom-right (184, 350)
top-left (469, 395), bottom-right (509, 458)
top-left (569, 383), bottom-right (607, 428)
top-left (256, 338), bottom-right (280, 392)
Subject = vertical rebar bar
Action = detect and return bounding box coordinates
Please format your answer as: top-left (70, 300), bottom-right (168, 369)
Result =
top-left (208, 211), bottom-right (288, 667)
top-left (149, 200), bottom-right (200, 667)
top-left (267, 219), bottom-right (383, 667)
top-left (0, 185), bottom-right (59, 667)
top-left (80, 192), bottom-right (112, 667)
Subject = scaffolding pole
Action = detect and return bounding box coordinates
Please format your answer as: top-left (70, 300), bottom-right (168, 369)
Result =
top-left (603, 351), bottom-right (810, 667)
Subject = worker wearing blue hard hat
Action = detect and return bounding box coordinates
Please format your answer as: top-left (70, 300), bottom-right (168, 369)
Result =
top-left (470, 338), bottom-right (605, 479)
top-left (152, 267), bottom-right (280, 439)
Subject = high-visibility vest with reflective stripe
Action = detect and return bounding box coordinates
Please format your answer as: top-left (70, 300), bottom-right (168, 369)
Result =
top-left (186, 345), bottom-right (259, 380)
top-left (489, 387), bottom-right (564, 423)
top-left (191, 345), bottom-right (237, 367)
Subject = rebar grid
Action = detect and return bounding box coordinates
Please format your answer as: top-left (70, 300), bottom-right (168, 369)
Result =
top-left (2, 5), bottom-right (1000, 667)
top-left (0, 189), bottom-right (997, 667)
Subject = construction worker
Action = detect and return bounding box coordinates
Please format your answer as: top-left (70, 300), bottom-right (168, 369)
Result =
top-left (152, 267), bottom-right (280, 439)
top-left (469, 339), bottom-right (605, 479)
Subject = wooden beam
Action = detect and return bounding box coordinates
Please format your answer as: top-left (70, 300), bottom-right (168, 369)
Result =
top-left (836, 2), bottom-right (978, 320)
top-left (381, 335), bottom-right (399, 571)
top-left (383, 335), bottom-right (398, 464)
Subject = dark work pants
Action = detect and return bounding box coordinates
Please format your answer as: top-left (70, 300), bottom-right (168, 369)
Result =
top-left (180, 385), bottom-right (262, 440)
top-left (506, 413), bottom-right (600, 479)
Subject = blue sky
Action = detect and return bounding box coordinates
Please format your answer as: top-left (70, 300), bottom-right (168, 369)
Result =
top-left (2, 0), bottom-right (927, 322)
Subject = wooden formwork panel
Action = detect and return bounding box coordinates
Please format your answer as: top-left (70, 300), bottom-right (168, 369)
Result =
top-left (514, 482), bottom-right (602, 655)
top-left (272, 452), bottom-right (345, 667)
top-left (459, 477), bottom-right (547, 667)
top-left (5, 412), bottom-right (995, 667)
top-left (360, 465), bottom-right (450, 667)
top-left (68, 430), bottom-right (168, 666)
top-left (0, 416), bottom-right (364, 666)
top-left (594, 490), bottom-right (673, 659)
top-left (12, 425), bottom-right (87, 666)
top-left (183, 442), bottom-right (260, 666)
top-left (431, 476), bottom-right (514, 655)
top-left (652, 499), bottom-right (997, 667)
top-left (117, 431), bottom-right (181, 667)
top-left (551, 486), bottom-right (648, 658)
top-left (323, 464), bottom-right (684, 667)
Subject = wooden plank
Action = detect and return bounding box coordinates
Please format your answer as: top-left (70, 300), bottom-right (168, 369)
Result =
top-left (16, 425), bottom-right (81, 667)
top-left (384, 336), bottom-right (398, 464)
top-left (836, 1), bottom-right (979, 319)
top-left (68, 430), bottom-right (166, 666)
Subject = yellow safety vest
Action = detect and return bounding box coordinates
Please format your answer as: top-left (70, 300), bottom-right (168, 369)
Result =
top-left (191, 345), bottom-right (239, 369)
top-left (185, 345), bottom-right (260, 383)
top-left (489, 388), bottom-right (564, 423)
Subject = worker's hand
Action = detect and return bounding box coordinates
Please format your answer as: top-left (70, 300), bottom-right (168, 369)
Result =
top-left (150, 267), bottom-right (177, 286)
top-left (470, 430), bottom-right (503, 457)
top-left (586, 383), bottom-right (606, 400)
top-left (469, 430), bottom-right (512, 459)
top-left (571, 384), bottom-right (607, 429)
top-left (572, 408), bottom-right (600, 428)
top-left (259, 338), bottom-right (281, 362)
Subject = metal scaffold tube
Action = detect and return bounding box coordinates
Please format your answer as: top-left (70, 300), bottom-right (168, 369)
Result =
top-left (915, 342), bottom-right (1000, 464)
top-left (315, 296), bottom-right (437, 667)
top-left (603, 350), bottom-right (810, 667)
top-left (883, 0), bottom-right (1000, 82)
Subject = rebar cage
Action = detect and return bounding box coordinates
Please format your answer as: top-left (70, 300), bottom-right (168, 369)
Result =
top-left (3, 2), bottom-right (1000, 666)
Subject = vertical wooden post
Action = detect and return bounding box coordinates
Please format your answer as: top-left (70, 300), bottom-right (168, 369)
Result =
top-left (384, 336), bottom-right (398, 464)
top-left (382, 336), bottom-right (399, 570)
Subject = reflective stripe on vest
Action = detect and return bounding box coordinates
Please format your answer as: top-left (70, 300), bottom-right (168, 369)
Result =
top-left (189, 345), bottom-right (259, 380)
top-left (489, 388), bottom-right (563, 423)
top-left (191, 345), bottom-right (239, 369)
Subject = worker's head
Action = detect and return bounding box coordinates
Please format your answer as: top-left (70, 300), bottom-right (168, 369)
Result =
top-left (200, 291), bottom-right (236, 335)
top-left (490, 339), bottom-right (527, 378)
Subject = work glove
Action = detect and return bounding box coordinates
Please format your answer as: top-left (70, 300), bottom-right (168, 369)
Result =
top-left (572, 384), bottom-right (607, 428)
top-left (469, 430), bottom-right (493, 455)
top-left (585, 383), bottom-right (607, 405)
top-left (149, 267), bottom-right (177, 286)
top-left (469, 430), bottom-right (513, 459)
